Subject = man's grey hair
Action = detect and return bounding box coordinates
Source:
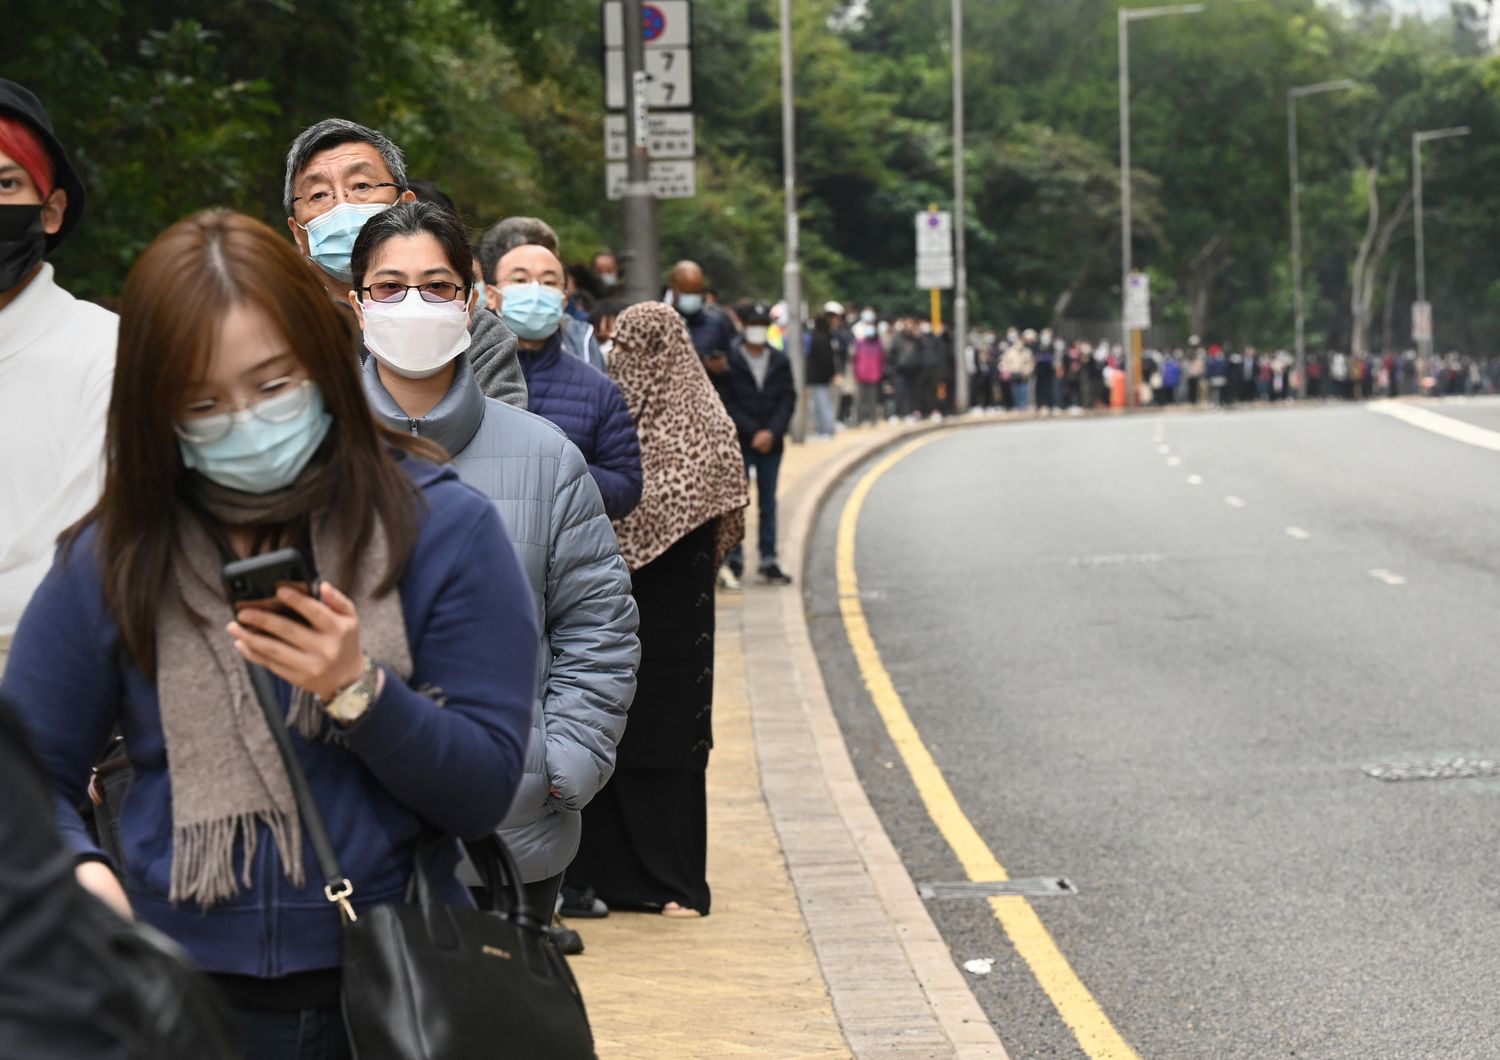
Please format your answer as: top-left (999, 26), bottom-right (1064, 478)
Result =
top-left (282, 118), bottom-right (407, 216)
top-left (478, 216), bottom-right (561, 283)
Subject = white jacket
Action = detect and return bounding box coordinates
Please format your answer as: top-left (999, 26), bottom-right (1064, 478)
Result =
top-left (0, 264), bottom-right (116, 638)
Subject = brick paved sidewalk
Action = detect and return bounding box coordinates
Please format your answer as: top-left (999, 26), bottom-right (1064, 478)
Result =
top-left (572, 422), bottom-right (1006, 1059)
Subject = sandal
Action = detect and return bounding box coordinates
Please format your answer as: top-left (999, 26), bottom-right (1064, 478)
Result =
top-left (661, 902), bottom-right (703, 919)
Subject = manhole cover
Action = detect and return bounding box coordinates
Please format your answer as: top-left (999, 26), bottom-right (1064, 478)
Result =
top-left (918, 878), bottom-right (1077, 900)
top-left (1362, 756), bottom-right (1500, 782)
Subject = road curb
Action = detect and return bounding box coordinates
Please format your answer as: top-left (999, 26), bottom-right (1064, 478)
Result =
top-left (741, 418), bottom-right (1008, 1059)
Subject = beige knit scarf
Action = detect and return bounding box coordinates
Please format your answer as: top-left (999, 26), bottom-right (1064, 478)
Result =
top-left (157, 474), bottom-right (412, 908)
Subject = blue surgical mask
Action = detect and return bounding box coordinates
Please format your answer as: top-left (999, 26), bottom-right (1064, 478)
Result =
top-left (298, 202), bottom-right (392, 282)
top-left (676, 292), bottom-right (705, 316)
top-left (178, 384), bottom-right (334, 494)
top-left (500, 282), bottom-right (565, 341)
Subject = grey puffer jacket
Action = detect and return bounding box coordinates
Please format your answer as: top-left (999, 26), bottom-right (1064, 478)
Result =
top-left (362, 353), bottom-right (639, 882)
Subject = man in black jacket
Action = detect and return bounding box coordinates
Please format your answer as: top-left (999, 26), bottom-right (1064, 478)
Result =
top-left (720, 303), bottom-right (797, 585)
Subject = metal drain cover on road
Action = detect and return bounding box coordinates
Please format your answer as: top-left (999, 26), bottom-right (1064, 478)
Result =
top-left (1362, 756), bottom-right (1500, 782)
top-left (918, 878), bottom-right (1077, 900)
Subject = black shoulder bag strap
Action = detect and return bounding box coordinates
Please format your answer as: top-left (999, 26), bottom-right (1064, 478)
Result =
top-left (245, 663), bottom-right (358, 922)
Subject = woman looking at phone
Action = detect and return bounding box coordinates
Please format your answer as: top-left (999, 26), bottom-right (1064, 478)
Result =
top-left (349, 201), bottom-right (638, 928)
top-left (0, 209), bottom-right (537, 1059)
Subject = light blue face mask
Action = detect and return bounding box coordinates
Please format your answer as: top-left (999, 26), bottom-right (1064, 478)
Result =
top-left (676, 292), bottom-right (705, 316)
top-left (178, 384), bottom-right (334, 494)
top-left (298, 202), bottom-right (392, 282)
top-left (500, 282), bottom-right (565, 341)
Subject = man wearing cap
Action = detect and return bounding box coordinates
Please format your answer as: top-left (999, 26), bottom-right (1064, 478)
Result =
top-left (0, 80), bottom-right (117, 676)
top-left (719, 302), bottom-right (796, 585)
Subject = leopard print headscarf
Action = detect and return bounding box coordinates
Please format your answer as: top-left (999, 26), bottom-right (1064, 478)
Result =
top-left (608, 302), bottom-right (748, 571)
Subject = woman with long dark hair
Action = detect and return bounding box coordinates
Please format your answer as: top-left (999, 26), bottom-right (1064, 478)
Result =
top-left (0, 209), bottom-right (537, 1059)
top-left (568, 302), bottom-right (748, 918)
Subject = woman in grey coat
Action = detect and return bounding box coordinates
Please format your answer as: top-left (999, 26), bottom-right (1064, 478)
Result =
top-left (348, 202), bottom-right (639, 918)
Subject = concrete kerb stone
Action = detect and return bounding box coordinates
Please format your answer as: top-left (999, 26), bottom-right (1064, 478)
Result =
top-left (742, 418), bottom-right (1009, 1060)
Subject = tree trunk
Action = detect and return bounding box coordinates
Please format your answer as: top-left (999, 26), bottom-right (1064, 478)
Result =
top-left (1349, 167), bottom-right (1412, 357)
top-left (1349, 168), bottom-right (1380, 357)
top-left (1183, 234), bottom-right (1230, 339)
top-left (1380, 262), bottom-right (1400, 355)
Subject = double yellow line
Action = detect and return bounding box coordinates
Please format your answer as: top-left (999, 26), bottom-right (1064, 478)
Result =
top-left (835, 433), bottom-right (1139, 1060)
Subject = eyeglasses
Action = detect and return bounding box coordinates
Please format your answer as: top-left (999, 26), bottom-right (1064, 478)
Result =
top-left (291, 181), bottom-right (404, 216)
top-left (361, 281), bottom-right (468, 304)
top-left (175, 377), bottom-right (313, 444)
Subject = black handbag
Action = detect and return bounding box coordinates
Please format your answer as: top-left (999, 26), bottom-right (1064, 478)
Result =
top-left (246, 664), bottom-right (595, 1060)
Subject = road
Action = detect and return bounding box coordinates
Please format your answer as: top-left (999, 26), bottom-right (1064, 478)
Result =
top-left (806, 399), bottom-right (1500, 1059)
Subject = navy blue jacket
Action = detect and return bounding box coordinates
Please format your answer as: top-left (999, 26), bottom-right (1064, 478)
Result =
top-left (518, 332), bottom-right (643, 520)
top-left (0, 456), bottom-right (538, 980)
top-left (721, 340), bottom-right (797, 454)
top-left (681, 305), bottom-right (737, 362)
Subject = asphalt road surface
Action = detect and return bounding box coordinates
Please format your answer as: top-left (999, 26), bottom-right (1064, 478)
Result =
top-left (806, 399), bottom-right (1500, 1059)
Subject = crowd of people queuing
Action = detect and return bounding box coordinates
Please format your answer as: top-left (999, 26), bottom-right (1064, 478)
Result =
top-left (765, 311), bottom-right (1500, 423)
top-left (0, 80), bottom-right (804, 1059)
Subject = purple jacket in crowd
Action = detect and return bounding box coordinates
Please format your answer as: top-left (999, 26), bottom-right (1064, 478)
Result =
top-left (517, 332), bottom-right (643, 520)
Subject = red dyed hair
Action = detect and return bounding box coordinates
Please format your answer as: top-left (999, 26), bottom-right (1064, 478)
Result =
top-left (0, 116), bottom-right (55, 198)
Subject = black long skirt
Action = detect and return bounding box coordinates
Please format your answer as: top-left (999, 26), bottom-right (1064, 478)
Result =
top-left (569, 519), bottom-right (718, 914)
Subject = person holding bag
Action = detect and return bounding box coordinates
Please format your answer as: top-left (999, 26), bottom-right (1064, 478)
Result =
top-left (0, 208), bottom-right (538, 1060)
top-left (349, 201), bottom-right (639, 935)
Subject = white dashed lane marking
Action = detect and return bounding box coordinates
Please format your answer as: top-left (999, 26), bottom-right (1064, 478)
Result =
top-left (1370, 569), bottom-right (1407, 586)
top-left (1166, 456), bottom-right (1182, 467)
top-left (1224, 496), bottom-right (1246, 509)
top-left (1186, 474), bottom-right (1204, 486)
top-left (1285, 527), bottom-right (1311, 540)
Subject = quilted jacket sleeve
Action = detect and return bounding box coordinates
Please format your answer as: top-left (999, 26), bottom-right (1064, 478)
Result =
top-left (542, 443), bottom-right (640, 810)
top-left (587, 377), bottom-right (644, 521)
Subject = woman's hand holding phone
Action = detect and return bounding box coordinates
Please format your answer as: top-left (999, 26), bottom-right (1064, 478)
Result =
top-left (228, 582), bottom-right (368, 702)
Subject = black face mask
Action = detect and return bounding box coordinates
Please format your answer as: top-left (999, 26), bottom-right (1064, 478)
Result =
top-left (0, 204), bottom-right (47, 293)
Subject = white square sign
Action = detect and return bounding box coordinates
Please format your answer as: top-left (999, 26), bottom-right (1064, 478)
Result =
top-left (606, 159), bottom-right (697, 200)
top-left (602, 0), bottom-right (693, 49)
top-left (604, 113), bottom-right (696, 161)
top-left (604, 48), bottom-right (693, 109)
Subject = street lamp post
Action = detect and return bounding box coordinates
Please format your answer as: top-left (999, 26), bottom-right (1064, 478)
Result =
top-left (1287, 79), bottom-right (1356, 401)
top-left (952, 0), bottom-right (969, 413)
top-left (1119, 3), bottom-right (1203, 408)
top-left (1412, 125), bottom-right (1469, 372)
top-left (779, 0), bottom-right (806, 442)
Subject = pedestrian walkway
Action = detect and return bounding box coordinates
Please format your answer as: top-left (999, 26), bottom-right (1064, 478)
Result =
top-left (573, 422), bottom-right (1008, 1059)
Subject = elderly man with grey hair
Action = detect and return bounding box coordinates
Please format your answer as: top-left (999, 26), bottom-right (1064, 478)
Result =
top-left (283, 117), bottom-right (526, 407)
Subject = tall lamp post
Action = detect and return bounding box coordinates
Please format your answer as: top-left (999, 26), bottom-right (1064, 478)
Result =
top-left (1287, 78), bottom-right (1356, 400)
top-left (779, 0), bottom-right (806, 442)
top-left (1412, 125), bottom-right (1469, 372)
top-left (951, 0), bottom-right (969, 412)
top-left (1119, 3), bottom-right (1203, 408)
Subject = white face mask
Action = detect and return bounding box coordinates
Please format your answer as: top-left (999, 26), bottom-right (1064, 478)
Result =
top-left (744, 326), bottom-right (769, 347)
top-left (362, 289), bottom-right (473, 379)
top-left (860, 310), bottom-right (876, 323)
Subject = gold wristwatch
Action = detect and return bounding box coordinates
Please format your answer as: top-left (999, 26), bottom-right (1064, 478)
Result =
top-left (323, 656), bottom-right (380, 725)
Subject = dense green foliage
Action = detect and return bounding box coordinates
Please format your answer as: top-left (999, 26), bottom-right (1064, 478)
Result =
top-left (7, 0), bottom-right (1499, 349)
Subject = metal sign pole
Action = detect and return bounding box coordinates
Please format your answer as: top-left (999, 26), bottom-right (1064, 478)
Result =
top-left (621, 0), bottom-right (659, 304)
top-left (779, 0), bottom-right (806, 443)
